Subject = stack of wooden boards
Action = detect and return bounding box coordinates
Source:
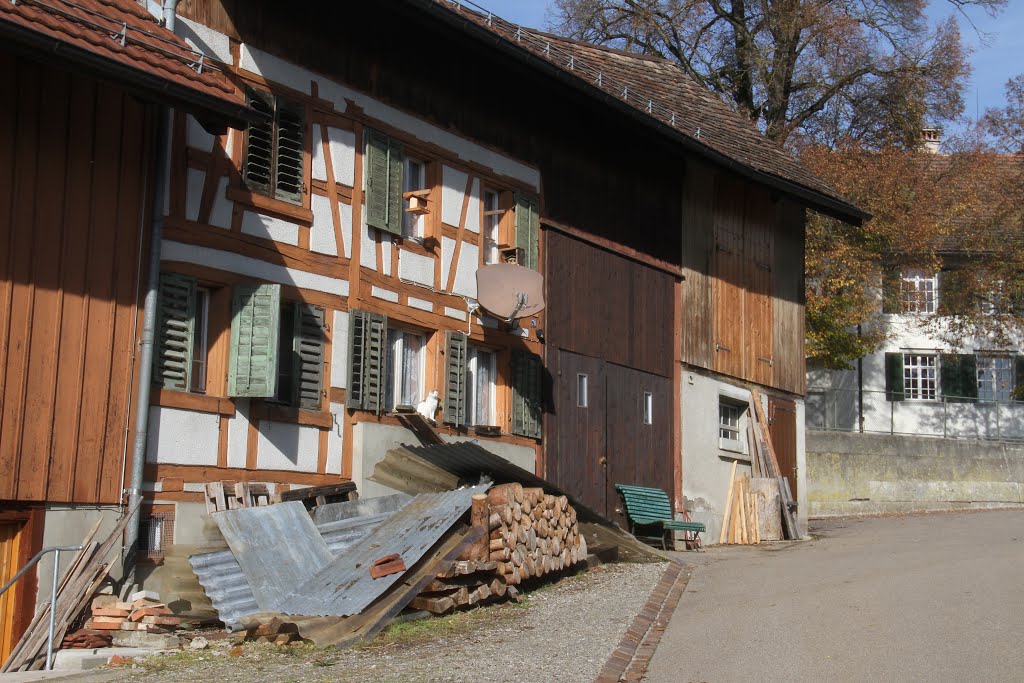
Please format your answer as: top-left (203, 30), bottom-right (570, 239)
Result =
top-left (83, 591), bottom-right (180, 633)
top-left (747, 389), bottom-right (800, 540)
top-left (408, 484), bottom-right (585, 615)
top-left (485, 483), bottom-right (587, 585)
top-left (1, 500), bottom-right (140, 673)
top-left (720, 465), bottom-right (763, 545)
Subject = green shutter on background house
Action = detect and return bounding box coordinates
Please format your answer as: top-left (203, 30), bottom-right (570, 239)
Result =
top-left (228, 283), bottom-right (281, 398)
top-left (347, 309), bottom-right (387, 412)
top-left (274, 98), bottom-right (305, 204)
top-left (511, 349), bottom-right (543, 438)
top-left (884, 352), bottom-right (904, 402)
top-left (937, 269), bottom-right (968, 316)
top-left (1015, 356), bottom-right (1024, 401)
top-left (881, 268), bottom-right (900, 314)
top-left (514, 192), bottom-right (540, 270)
top-left (293, 304), bottom-right (326, 410)
top-left (444, 331), bottom-right (468, 427)
top-left (155, 273), bottom-right (197, 391)
top-left (365, 130), bottom-right (404, 235)
top-left (940, 353), bottom-right (977, 402)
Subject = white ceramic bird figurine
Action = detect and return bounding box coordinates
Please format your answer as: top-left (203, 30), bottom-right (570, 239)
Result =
top-left (417, 390), bottom-right (440, 422)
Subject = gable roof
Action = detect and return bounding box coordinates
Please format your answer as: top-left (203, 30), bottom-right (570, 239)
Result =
top-left (414, 1), bottom-right (867, 224)
top-left (0, 0), bottom-right (248, 127)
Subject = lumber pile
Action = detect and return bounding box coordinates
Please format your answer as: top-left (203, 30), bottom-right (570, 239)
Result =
top-left (409, 484), bottom-right (584, 615)
top-left (485, 483), bottom-right (587, 585)
top-left (83, 591), bottom-right (180, 633)
top-left (719, 465), bottom-right (761, 545)
top-left (1, 500), bottom-right (140, 673)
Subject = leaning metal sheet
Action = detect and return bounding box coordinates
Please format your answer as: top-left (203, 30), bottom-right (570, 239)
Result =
top-left (285, 485), bottom-right (486, 617)
top-left (213, 500), bottom-right (333, 613)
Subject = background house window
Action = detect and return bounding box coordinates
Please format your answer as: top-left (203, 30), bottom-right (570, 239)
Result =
top-left (977, 354), bottom-right (1014, 402)
top-left (483, 189), bottom-right (503, 264)
top-left (903, 353), bottom-right (938, 400)
top-left (718, 399), bottom-right (747, 453)
top-left (243, 88), bottom-right (305, 205)
top-left (402, 157), bottom-right (427, 238)
top-left (901, 269), bottom-right (938, 314)
top-left (386, 329), bottom-right (425, 409)
top-left (466, 346), bottom-right (496, 426)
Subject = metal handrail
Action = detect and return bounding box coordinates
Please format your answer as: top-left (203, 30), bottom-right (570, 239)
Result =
top-left (0, 545), bottom-right (85, 671)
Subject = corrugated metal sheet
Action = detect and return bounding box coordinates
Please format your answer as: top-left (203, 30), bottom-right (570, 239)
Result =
top-left (211, 501), bottom-right (333, 615)
top-left (190, 511), bottom-right (394, 630)
top-left (284, 486), bottom-right (486, 617)
top-left (311, 493), bottom-right (411, 525)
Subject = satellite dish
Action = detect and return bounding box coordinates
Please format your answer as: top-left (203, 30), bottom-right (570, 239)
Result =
top-left (476, 263), bottom-right (546, 322)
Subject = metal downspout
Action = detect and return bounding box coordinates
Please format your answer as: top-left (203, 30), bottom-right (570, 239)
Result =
top-left (123, 0), bottom-right (179, 586)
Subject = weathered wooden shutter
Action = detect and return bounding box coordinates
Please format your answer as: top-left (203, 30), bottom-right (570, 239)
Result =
top-left (1015, 356), bottom-right (1024, 401)
top-left (443, 331), bottom-right (468, 426)
top-left (293, 304), bottom-right (326, 410)
top-left (274, 98), bottom-right (305, 204)
top-left (243, 88), bottom-right (274, 196)
top-left (511, 349), bottom-right (542, 438)
top-left (514, 192), bottom-right (540, 270)
top-left (347, 309), bottom-right (387, 412)
top-left (365, 130), bottom-right (403, 235)
top-left (884, 352), bottom-right (904, 402)
top-left (155, 273), bottom-right (196, 391)
top-left (881, 268), bottom-right (900, 314)
top-left (228, 284), bottom-right (281, 398)
top-left (940, 353), bottom-right (977, 402)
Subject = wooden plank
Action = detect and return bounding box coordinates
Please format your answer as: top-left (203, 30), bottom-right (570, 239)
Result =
top-left (718, 460), bottom-right (737, 545)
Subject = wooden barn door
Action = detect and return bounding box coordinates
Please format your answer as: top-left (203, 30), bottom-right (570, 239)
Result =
top-left (550, 350), bottom-right (608, 516)
top-left (0, 521), bottom-right (24, 663)
top-left (769, 397), bottom-right (798, 497)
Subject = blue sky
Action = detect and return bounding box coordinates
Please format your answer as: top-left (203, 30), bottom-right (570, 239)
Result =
top-left (474, 0), bottom-right (1023, 120)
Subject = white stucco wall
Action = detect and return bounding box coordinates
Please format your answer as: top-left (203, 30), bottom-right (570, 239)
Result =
top-left (256, 420), bottom-right (320, 472)
top-left (147, 406), bottom-right (220, 465)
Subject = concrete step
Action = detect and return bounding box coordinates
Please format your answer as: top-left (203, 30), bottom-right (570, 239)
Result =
top-left (51, 647), bottom-right (168, 672)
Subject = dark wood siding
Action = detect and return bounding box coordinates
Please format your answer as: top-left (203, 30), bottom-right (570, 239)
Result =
top-left (772, 200), bottom-right (806, 395)
top-left (769, 395), bottom-right (798, 496)
top-left (680, 162), bottom-right (715, 369)
top-left (0, 53), bottom-right (151, 505)
top-left (546, 230), bottom-right (675, 379)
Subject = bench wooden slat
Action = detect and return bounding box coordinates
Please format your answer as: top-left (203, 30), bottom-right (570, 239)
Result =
top-left (614, 483), bottom-right (705, 550)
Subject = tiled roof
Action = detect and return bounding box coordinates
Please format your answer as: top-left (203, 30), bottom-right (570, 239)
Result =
top-left (429, 1), bottom-right (865, 221)
top-left (0, 0), bottom-right (245, 120)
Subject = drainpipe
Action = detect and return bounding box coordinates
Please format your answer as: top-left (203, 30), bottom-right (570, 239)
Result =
top-left (123, 0), bottom-right (179, 587)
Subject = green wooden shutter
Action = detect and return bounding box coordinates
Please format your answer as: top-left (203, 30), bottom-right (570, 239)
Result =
top-left (443, 331), bottom-right (468, 427)
top-left (514, 192), bottom-right (540, 270)
top-left (274, 97), bottom-right (305, 204)
top-left (365, 130), bottom-right (403, 235)
top-left (881, 268), bottom-right (900, 314)
top-left (940, 353), bottom-right (977, 402)
top-left (884, 352), bottom-right (904, 402)
top-left (293, 304), bottom-right (326, 410)
top-left (347, 309), bottom-right (387, 412)
top-left (243, 88), bottom-right (274, 196)
top-left (937, 269), bottom-right (967, 316)
top-left (511, 349), bottom-right (542, 438)
top-left (155, 273), bottom-right (196, 391)
top-left (228, 283), bottom-right (281, 398)
top-left (1015, 356), bottom-right (1024, 401)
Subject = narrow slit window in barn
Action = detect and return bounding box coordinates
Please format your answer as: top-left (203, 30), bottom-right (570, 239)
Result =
top-left (643, 391), bottom-right (653, 425)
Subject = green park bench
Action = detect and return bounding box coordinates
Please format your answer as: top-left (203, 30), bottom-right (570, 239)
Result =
top-left (614, 484), bottom-right (705, 551)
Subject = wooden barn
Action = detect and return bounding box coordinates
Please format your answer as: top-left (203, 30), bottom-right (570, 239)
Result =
top-left (0, 0), bottom-right (863, 641)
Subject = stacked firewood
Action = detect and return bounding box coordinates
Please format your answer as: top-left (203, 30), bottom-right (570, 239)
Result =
top-left (485, 483), bottom-right (587, 585)
top-left (409, 559), bottom-right (519, 614)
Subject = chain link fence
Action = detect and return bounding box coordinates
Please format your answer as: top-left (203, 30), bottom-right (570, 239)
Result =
top-left (806, 387), bottom-right (1024, 442)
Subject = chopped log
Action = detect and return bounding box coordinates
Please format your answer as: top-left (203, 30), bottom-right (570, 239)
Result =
top-left (486, 483), bottom-right (523, 507)
top-left (488, 512), bottom-right (503, 531)
top-left (409, 595), bottom-right (455, 614)
top-left (468, 494), bottom-right (490, 561)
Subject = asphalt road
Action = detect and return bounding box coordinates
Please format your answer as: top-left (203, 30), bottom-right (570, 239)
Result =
top-left (647, 509), bottom-right (1024, 682)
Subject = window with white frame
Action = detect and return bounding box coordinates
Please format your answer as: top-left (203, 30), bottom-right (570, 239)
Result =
top-left (981, 280), bottom-right (1006, 316)
top-left (903, 353), bottom-right (938, 400)
top-left (385, 329), bottom-right (426, 410)
top-left (483, 189), bottom-right (503, 264)
top-left (465, 346), bottom-right (496, 426)
top-left (402, 157), bottom-right (427, 238)
top-left (901, 269), bottom-right (938, 314)
top-left (718, 399), bottom-right (746, 453)
top-left (977, 354), bottom-right (1014, 402)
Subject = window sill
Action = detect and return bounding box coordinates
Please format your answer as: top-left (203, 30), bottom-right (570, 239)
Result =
top-left (226, 186), bottom-right (314, 224)
top-left (152, 388), bottom-right (235, 416)
top-left (251, 401), bottom-right (334, 429)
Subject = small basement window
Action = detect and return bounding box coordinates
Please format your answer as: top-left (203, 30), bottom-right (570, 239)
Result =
top-left (718, 399), bottom-right (747, 454)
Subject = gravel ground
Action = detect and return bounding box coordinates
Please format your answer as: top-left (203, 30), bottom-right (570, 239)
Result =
top-left (85, 561), bottom-right (668, 683)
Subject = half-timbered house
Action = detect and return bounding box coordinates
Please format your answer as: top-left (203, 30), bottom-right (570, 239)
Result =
top-left (1, 0), bottom-right (864, 635)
